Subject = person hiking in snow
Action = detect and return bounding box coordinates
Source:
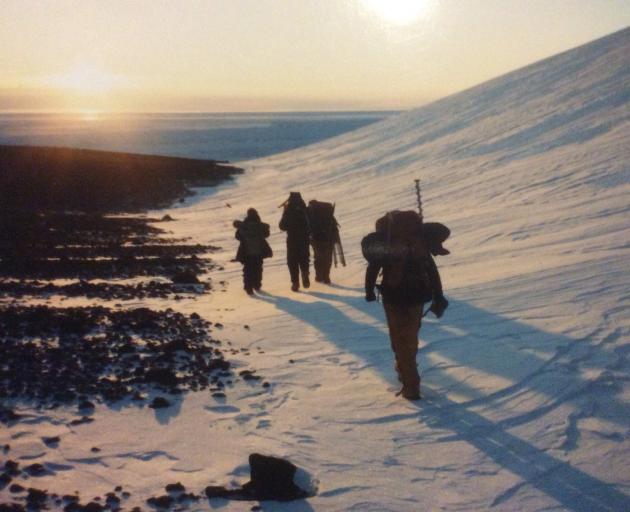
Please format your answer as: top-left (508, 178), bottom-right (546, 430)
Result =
top-left (234, 208), bottom-right (272, 295)
top-left (307, 199), bottom-right (340, 284)
top-left (279, 192), bottom-right (311, 292)
top-left (363, 211), bottom-right (449, 400)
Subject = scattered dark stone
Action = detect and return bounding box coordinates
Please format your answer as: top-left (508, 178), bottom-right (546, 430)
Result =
top-left (0, 504), bottom-right (25, 512)
top-left (289, 359), bottom-right (295, 364)
top-left (251, 506), bottom-right (262, 511)
top-left (212, 392), bottom-right (226, 398)
top-left (42, 436), bottom-right (61, 447)
top-left (145, 368), bottom-right (178, 387)
top-left (24, 463), bottom-right (47, 477)
top-left (160, 215), bottom-right (174, 221)
top-left (9, 483), bottom-right (25, 493)
top-left (244, 325), bottom-right (250, 330)
top-left (105, 493), bottom-right (121, 507)
top-left (91, 447), bottom-right (101, 453)
top-left (0, 305), bottom-right (249, 415)
top-left (148, 397), bottom-right (171, 409)
top-left (240, 370), bottom-right (261, 381)
top-left (69, 416), bottom-right (94, 427)
top-left (79, 400), bottom-right (95, 411)
top-left (62, 495), bottom-right (80, 503)
top-left (83, 502), bottom-right (105, 512)
top-left (262, 382), bottom-right (270, 389)
top-left (215, 323), bottom-right (224, 328)
top-left (190, 312), bottom-right (200, 320)
top-left (177, 492), bottom-right (199, 503)
top-left (4, 460), bottom-right (20, 476)
top-left (114, 486), bottom-right (123, 492)
top-left (0, 406), bottom-right (22, 424)
top-left (165, 482), bottom-right (185, 493)
top-left (26, 487), bottom-right (48, 507)
top-left (170, 270), bottom-right (200, 284)
top-left (147, 495), bottom-right (173, 508)
top-left (2, 444), bottom-right (9, 453)
top-left (0, 472), bottom-right (12, 488)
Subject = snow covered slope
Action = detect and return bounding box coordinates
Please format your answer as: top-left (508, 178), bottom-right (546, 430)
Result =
top-left (4, 28), bottom-right (629, 511)
top-left (169, 27), bottom-right (630, 510)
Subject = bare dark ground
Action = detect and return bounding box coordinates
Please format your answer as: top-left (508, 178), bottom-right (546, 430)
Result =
top-left (0, 146), bottom-right (269, 511)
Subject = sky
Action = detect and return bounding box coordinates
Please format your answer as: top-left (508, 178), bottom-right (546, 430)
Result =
top-left (1, 0), bottom-right (629, 113)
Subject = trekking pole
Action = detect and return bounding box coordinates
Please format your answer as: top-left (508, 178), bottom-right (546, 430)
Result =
top-left (415, 179), bottom-right (423, 223)
top-left (336, 233), bottom-right (346, 266)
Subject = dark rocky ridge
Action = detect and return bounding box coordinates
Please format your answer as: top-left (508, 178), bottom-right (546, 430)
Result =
top-left (0, 145), bottom-right (242, 213)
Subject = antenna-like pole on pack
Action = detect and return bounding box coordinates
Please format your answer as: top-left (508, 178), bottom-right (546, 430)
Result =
top-left (414, 179), bottom-right (423, 222)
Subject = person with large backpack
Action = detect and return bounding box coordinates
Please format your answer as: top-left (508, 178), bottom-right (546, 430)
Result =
top-left (362, 210), bottom-right (449, 400)
top-left (307, 199), bottom-right (340, 284)
top-left (234, 208), bottom-right (272, 295)
top-left (279, 192), bottom-right (311, 292)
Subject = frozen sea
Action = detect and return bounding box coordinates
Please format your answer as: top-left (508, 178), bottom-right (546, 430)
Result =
top-left (0, 111), bottom-right (398, 163)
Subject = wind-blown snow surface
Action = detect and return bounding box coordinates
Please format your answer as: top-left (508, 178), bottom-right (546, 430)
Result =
top-left (4, 28), bottom-right (630, 511)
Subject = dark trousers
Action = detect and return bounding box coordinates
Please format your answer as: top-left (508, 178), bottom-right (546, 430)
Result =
top-left (243, 256), bottom-right (263, 291)
top-left (312, 240), bottom-right (333, 283)
top-left (383, 303), bottom-right (423, 398)
top-left (287, 241), bottom-right (309, 285)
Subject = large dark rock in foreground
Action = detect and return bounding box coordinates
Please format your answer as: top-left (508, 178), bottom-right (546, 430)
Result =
top-left (205, 454), bottom-right (310, 502)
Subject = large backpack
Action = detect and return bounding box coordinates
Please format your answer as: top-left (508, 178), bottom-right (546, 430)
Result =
top-left (374, 211), bottom-right (428, 289)
top-left (307, 200), bottom-right (337, 241)
top-left (362, 213), bottom-right (451, 264)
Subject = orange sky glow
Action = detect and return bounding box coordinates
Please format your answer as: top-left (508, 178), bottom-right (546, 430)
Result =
top-left (1, 0), bottom-right (628, 112)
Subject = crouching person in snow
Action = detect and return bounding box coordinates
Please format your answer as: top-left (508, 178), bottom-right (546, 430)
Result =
top-left (362, 211), bottom-right (449, 400)
top-left (234, 208), bottom-right (272, 295)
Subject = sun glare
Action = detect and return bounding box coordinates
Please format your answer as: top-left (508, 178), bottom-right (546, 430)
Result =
top-left (363, 0), bottom-right (434, 25)
top-left (50, 64), bottom-right (125, 94)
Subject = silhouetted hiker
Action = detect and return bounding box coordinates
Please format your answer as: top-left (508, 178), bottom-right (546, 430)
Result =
top-left (234, 208), bottom-right (272, 295)
top-left (279, 192), bottom-right (311, 292)
top-left (307, 199), bottom-right (341, 284)
top-left (362, 211), bottom-right (449, 400)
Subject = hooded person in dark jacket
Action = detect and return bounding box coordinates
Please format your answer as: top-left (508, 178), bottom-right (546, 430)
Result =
top-left (234, 208), bottom-right (271, 295)
top-left (279, 192), bottom-right (311, 292)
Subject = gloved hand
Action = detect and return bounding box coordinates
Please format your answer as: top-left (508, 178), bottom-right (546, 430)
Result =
top-left (365, 289), bottom-right (377, 302)
top-left (429, 294), bottom-right (448, 318)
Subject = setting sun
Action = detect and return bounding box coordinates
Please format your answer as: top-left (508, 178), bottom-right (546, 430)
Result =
top-left (363, 0), bottom-right (434, 25)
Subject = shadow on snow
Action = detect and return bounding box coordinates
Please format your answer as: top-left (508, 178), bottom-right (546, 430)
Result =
top-left (257, 288), bottom-right (630, 512)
